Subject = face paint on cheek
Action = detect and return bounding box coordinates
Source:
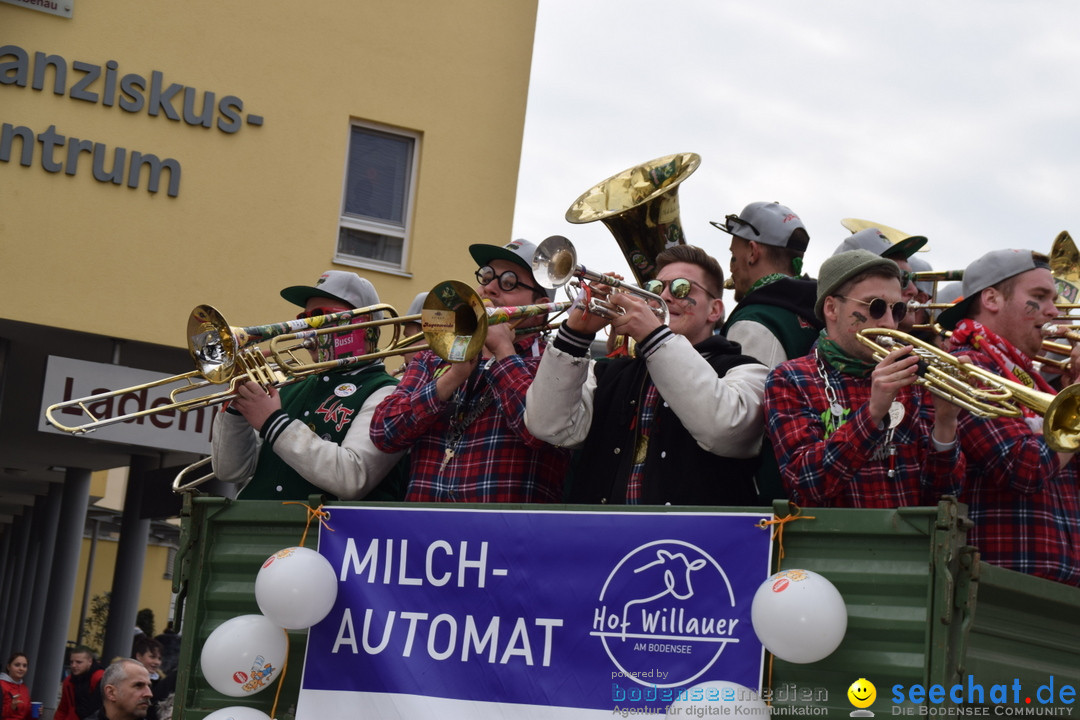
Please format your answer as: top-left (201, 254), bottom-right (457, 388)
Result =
top-left (1025, 300), bottom-right (1040, 314)
top-left (850, 311), bottom-right (868, 326)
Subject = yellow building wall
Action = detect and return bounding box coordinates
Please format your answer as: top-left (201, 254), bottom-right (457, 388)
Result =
top-left (2, 0), bottom-right (538, 347)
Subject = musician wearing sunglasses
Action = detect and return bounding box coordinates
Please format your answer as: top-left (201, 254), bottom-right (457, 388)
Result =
top-left (937, 249), bottom-right (1080, 586)
top-left (833, 227), bottom-right (927, 334)
top-left (370, 239), bottom-right (570, 503)
top-left (525, 244), bottom-right (768, 506)
top-left (212, 270), bottom-right (408, 501)
top-left (763, 249), bottom-right (965, 509)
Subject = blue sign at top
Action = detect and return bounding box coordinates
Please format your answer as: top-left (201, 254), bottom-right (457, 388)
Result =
top-left (302, 507), bottom-right (772, 714)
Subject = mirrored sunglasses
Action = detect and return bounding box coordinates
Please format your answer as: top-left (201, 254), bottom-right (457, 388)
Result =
top-left (644, 277), bottom-right (716, 300)
top-left (835, 295), bottom-right (907, 323)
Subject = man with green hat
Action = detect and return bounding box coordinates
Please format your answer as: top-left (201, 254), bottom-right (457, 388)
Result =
top-left (762, 249), bottom-right (964, 507)
top-left (938, 248), bottom-right (1080, 586)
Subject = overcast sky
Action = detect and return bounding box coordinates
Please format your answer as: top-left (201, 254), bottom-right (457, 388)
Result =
top-left (511, 0), bottom-right (1080, 300)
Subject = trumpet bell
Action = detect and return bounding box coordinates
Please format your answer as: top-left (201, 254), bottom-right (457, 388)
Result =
top-left (566, 152), bottom-right (700, 285)
top-left (531, 235), bottom-right (578, 289)
top-left (188, 305), bottom-right (238, 384)
top-left (1051, 230), bottom-right (1080, 304)
top-left (1047, 386), bottom-right (1080, 452)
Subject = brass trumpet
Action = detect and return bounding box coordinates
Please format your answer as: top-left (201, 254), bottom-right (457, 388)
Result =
top-left (531, 235), bottom-right (669, 325)
top-left (857, 328), bottom-right (1080, 452)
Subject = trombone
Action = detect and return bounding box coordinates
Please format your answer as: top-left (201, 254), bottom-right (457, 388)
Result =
top-left (421, 280), bottom-right (572, 363)
top-left (47, 303), bottom-right (422, 434)
top-left (857, 327), bottom-right (1080, 452)
top-left (531, 235), bottom-right (669, 324)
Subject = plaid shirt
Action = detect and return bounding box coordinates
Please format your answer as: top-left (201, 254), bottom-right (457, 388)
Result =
top-left (950, 342), bottom-right (1080, 586)
top-left (370, 339), bottom-right (569, 503)
top-left (763, 351), bottom-right (964, 508)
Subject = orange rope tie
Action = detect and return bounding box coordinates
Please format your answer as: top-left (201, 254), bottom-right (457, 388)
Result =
top-left (755, 504), bottom-right (815, 567)
top-left (754, 504), bottom-right (816, 705)
top-left (281, 502), bottom-right (334, 548)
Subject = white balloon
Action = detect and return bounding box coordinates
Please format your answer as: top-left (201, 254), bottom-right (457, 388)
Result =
top-left (202, 708), bottom-right (273, 720)
top-left (751, 568), bottom-right (847, 663)
top-left (255, 546), bottom-right (338, 630)
top-left (668, 680), bottom-right (768, 715)
top-left (200, 614), bottom-right (288, 697)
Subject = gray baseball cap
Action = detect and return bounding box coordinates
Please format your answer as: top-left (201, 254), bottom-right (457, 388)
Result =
top-left (906, 255), bottom-right (934, 295)
top-left (280, 270), bottom-right (380, 310)
top-left (709, 201), bottom-right (809, 251)
top-left (833, 227), bottom-right (927, 260)
top-left (937, 249), bottom-right (1051, 330)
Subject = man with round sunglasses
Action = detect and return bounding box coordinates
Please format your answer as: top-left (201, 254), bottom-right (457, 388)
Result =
top-left (763, 249), bottom-right (965, 508)
top-left (834, 226), bottom-right (927, 334)
top-left (937, 248), bottom-right (1080, 586)
top-left (212, 270), bottom-right (408, 501)
top-left (525, 244), bottom-right (768, 506)
top-left (712, 201), bottom-right (823, 503)
top-left (371, 239), bottom-right (570, 502)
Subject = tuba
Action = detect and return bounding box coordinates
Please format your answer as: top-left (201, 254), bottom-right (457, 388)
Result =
top-left (565, 152), bottom-right (699, 285)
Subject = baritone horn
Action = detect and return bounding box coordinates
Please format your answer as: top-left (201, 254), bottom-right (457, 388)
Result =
top-left (856, 327), bottom-right (1080, 452)
top-left (531, 235), bottom-right (669, 325)
top-left (565, 152), bottom-right (699, 285)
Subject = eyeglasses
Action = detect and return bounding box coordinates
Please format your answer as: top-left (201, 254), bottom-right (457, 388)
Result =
top-left (725, 213), bottom-right (760, 238)
top-left (643, 277), bottom-right (717, 301)
top-left (475, 265), bottom-right (541, 294)
top-left (834, 295), bottom-right (907, 323)
top-left (898, 270), bottom-right (915, 288)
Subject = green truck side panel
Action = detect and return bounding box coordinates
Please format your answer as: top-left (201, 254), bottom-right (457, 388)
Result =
top-left (171, 496), bottom-right (1080, 719)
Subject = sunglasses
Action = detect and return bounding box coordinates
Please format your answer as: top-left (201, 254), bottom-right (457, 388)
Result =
top-left (898, 270), bottom-right (915, 288)
top-left (834, 295), bottom-right (907, 323)
top-left (643, 277), bottom-right (717, 301)
top-left (475, 265), bottom-right (541, 294)
top-left (725, 213), bottom-right (760, 238)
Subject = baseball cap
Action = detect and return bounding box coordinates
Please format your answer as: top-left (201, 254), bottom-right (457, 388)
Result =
top-left (815, 250), bottom-right (901, 321)
top-left (833, 228), bottom-right (927, 261)
top-left (709, 201), bottom-right (809, 251)
top-left (936, 249), bottom-right (1051, 330)
top-left (906, 255), bottom-right (934, 295)
top-left (469, 238), bottom-right (556, 300)
top-left (406, 291), bottom-right (429, 317)
top-left (280, 270), bottom-right (380, 310)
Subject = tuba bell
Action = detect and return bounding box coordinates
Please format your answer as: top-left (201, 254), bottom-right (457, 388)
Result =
top-left (565, 152), bottom-right (699, 285)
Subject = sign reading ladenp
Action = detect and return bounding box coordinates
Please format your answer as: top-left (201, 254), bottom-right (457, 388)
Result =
top-left (298, 507), bottom-right (772, 718)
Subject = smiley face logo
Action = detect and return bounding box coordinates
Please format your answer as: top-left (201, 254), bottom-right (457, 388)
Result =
top-left (847, 677), bottom-right (876, 709)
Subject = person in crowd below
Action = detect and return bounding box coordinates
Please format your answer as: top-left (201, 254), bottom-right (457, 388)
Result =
top-left (525, 244), bottom-right (767, 505)
top-left (712, 201), bottom-right (822, 502)
top-left (0, 653), bottom-right (31, 720)
top-left (83, 660), bottom-right (153, 720)
top-left (131, 638), bottom-right (172, 720)
top-left (937, 248), bottom-right (1080, 586)
top-left (371, 239), bottom-right (570, 502)
top-left (212, 270), bottom-right (408, 501)
top-left (54, 646), bottom-right (104, 720)
top-left (763, 249), bottom-right (965, 508)
top-left (834, 227), bottom-right (927, 334)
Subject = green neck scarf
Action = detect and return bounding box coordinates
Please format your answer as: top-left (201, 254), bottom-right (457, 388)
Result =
top-left (816, 331), bottom-right (876, 377)
top-left (748, 273), bottom-right (789, 294)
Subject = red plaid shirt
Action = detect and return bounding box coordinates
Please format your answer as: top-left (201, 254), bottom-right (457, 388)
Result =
top-left (950, 342), bottom-right (1080, 586)
top-left (764, 351), bottom-right (964, 508)
top-left (370, 340), bottom-right (569, 503)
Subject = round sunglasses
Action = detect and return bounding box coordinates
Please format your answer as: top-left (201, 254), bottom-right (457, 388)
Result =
top-left (834, 295), bottom-right (907, 323)
top-left (475, 265), bottom-right (541, 294)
